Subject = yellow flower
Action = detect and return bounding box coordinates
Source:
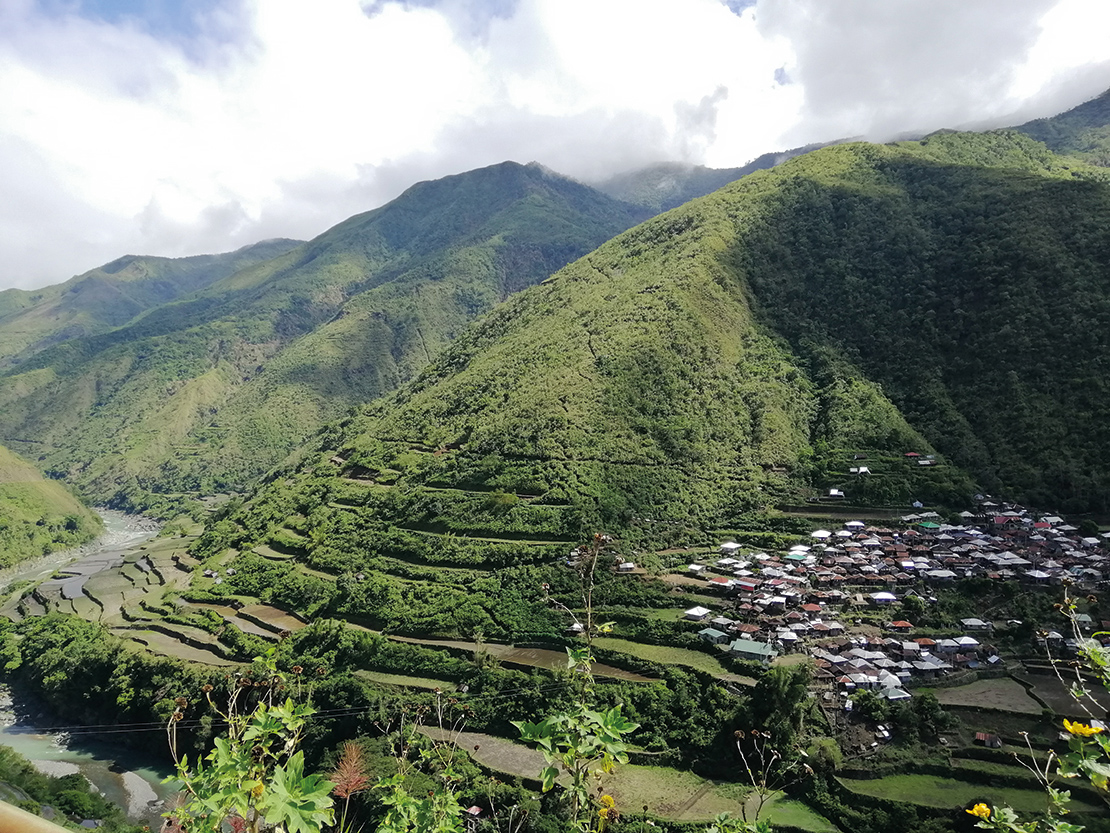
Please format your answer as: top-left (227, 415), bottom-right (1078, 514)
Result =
top-left (598, 807), bottom-right (610, 819)
top-left (966, 803), bottom-right (991, 820)
top-left (600, 795), bottom-right (616, 809)
top-left (1063, 718), bottom-right (1104, 737)
top-left (251, 783), bottom-right (265, 798)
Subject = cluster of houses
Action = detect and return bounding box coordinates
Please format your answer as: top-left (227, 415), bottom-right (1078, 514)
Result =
top-left (674, 501), bottom-right (1108, 693)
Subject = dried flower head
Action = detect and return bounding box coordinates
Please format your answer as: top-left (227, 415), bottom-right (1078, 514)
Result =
top-left (330, 742), bottom-right (371, 799)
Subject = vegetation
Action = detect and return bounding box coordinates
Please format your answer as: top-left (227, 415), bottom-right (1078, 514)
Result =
top-left (0, 443), bottom-right (101, 565)
top-left (191, 128), bottom-right (1110, 609)
top-left (0, 163), bottom-right (647, 515)
top-left (0, 743), bottom-right (143, 831)
top-left (1017, 88), bottom-right (1110, 167)
top-left (0, 238), bottom-right (301, 369)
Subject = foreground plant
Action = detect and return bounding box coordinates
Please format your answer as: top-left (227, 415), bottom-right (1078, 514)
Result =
top-left (164, 652), bottom-right (335, 833)
top-left (518, 535), bottom-right (640, 831)
top-left (370, 691), bottom-right (473, 833)
top-left (514, 651), bottom-right (638, 820)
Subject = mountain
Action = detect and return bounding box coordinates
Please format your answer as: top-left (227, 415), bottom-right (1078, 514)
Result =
top-left (0, 239), bottom-right (303, 369)
top-left (0, 163), bottom-right (648, 513)
top-left (593, 143), bottom-right (832, 213)
top-left (1016, 87), bottom-right (1110, 166)
top-left (0, 443), bottom-right (101, 566)
top-left (198, 129), bottom-right (1110, 594)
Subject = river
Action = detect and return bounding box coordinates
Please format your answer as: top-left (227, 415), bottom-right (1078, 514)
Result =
top-left (0, 509), bottom-right (178, 824)
top-left (0, 509), bottom-right (159, 590)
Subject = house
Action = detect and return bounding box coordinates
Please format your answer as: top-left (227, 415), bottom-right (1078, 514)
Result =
top-left (869, 591), bottom-right (898, 606)
top-left (684, 606), bottom-right (712, 621)
top-left (888, 620), bottom-right (913, 633)
top-left (961, 617), bottom-right (993, 633)
top-left (617, 562), bottom-right (636, 573)
top-left (975, 732), bottom-right (1003, 749)
top-left (720, 541), bottom-right (744, 556)
top-left (729, 638), bottom-right (779, 663)
top-left (699, 627), bottom-right (730, 645)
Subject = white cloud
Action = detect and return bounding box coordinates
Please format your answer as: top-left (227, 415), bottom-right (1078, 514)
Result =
top-left (0, 0), bottom-right (1106, 289)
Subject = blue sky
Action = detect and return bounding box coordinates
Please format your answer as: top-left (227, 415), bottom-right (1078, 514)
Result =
top-left (1, 0), bottom-right (1108, 289)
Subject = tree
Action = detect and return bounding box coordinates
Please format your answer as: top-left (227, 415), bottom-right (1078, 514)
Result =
top-left (901, 594), bottom-right (926, 619)
top-left (850, 690), bottom-right (888, 723)
top-left (750, 663), bottom-right (813, 746)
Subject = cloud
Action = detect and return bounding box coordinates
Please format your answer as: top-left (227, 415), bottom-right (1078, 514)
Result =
top-left (0, 0), bottom-right (1106, 289)
top-left (756, 0), bottom-right (1110, 144)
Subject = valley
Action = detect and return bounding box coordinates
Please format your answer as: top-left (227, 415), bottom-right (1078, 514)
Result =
top-left (1, 87), bottom-right (1110, 833)
top-left (1, 496), bottom-right (1106, 832)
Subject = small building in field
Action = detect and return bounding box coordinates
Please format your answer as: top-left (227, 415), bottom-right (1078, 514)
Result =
top-left (729, 638), bottom-right (779, 663)
top-left (975, 732), bottom-right (1003, 749)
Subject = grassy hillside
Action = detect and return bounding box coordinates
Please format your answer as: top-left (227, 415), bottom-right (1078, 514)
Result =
top-left (0, 238), bottom-right (302, 368)
top-left (0, 444), bottom-right (101, 565)
top-left (0, 163), bottom-right (647, 513)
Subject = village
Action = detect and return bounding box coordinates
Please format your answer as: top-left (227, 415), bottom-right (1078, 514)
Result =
top-left (660, 500), bottom-right (1109, 705)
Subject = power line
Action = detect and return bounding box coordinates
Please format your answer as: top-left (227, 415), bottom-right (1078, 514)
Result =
top-left (9, 678), bottom-right (581, 738)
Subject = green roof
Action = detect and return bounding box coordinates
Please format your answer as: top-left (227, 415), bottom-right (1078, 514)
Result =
top-left (729, 638), bottom-right (778, 658)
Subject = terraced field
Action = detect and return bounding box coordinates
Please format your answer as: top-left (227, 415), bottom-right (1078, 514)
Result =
top-left (931, 678), bottom-right (1041, 714)
top-left (838, 774), bottom-right (1105, 814)
top-left (238, 604), bottom-right (308, 634)
top-left (113, 627), bottom-right (238, 666)
top-left (356, 670), bottom-right (458, 691)
top-left (419, 727), bottom-right (836, 828)
top-left (391, 636), bottom-right (654, 682)
top-left (593, 637), bottom-right (755, 685)
top-left (181, 602), bottom-right (280, 639)
top-left (1019, 671), bottom-right (1110, 715)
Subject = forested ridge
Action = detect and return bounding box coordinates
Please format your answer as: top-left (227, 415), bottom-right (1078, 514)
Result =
top-left (0, 238), bottom-right (302, 369)
top-left (0, 163), bottom-right (648, 516)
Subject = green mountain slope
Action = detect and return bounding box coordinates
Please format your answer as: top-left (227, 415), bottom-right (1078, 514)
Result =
top-left (1016, 87), bottom-right (1110, 166)
top-left (0, 239), bottom-right (302, 368)
top-left (0, 444), bottom-right (101, 565)
top-left (0, 163), bottom-right (648, 512)
top-left (201, 130), bottom-right (1110, 585)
